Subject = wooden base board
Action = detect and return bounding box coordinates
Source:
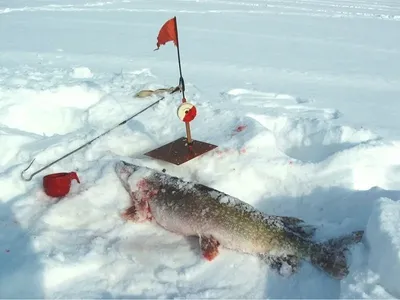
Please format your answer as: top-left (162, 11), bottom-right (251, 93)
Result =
top-left (144, 137), bottom-right (218, 165)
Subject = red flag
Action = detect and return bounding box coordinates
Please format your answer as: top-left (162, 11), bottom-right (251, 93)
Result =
top-left (155, 17), bottom-right (178, 51)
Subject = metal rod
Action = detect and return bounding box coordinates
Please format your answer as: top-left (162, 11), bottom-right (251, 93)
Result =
top-left (173, 16), bottom-right (193, 146)
top-left (20, 96), bottom-right (167, 181)
top-left (173, 16), bottom-right (185, 100)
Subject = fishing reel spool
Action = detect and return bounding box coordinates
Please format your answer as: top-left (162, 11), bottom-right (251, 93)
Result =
top-left (177, 102), bottom-right (197, 123)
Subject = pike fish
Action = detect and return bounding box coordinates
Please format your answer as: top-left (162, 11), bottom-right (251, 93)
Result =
top-left (114, 160), bottom-right (364, 280)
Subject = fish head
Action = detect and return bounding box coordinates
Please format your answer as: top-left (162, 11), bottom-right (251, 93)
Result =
top-left (115, 160), bottom-right (160, 222)
top-left (114, 160), bottom-right (159, 199)
top-left (115, 160), bottom-right (141, 176)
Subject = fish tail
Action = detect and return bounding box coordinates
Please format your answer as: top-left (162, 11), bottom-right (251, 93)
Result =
top-left (309, 230), bottom-right (364, 280)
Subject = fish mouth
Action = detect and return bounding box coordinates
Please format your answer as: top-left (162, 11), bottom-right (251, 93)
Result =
top-left (115, 160), bottom-right (141, 177)
top-left (114, 160), bottom-right (143, 193)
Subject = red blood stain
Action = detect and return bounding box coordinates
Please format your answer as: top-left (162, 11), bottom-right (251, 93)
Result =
top-left (235, 125), bottom-right (247, 132)
top-left (215, 148), bottom-right (247, 157)
top-left (135, 179), bottom-right (158, 221)
top-left (203, 250), bottom-right (218, 261)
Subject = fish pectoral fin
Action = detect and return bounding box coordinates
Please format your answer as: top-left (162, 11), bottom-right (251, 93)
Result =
top-left (261, 254), bottom-right (300, 277)
top-left (200, 235), bottom-right (220, 261)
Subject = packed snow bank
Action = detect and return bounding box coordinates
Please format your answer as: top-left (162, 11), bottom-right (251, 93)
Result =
top-left (0, 82), bottom-right (104, 136)
top-left (365, 197), bottom-right (400, 298)
top-left (339, 196), bottom-right (400, 299)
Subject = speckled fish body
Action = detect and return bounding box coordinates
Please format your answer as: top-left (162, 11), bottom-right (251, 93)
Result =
top-left (115, 160), bottom-right (363, 280)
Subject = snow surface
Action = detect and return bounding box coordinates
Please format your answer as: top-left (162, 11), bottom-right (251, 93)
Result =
top-left (1, 0), bottom-right (400, 298)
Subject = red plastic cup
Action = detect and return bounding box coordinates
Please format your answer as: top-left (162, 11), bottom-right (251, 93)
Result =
top-left (43, 172), bottom-right (80, 198)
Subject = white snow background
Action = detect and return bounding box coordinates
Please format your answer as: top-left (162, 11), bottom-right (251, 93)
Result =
top-left (1, 0), bottom-right (400, 298)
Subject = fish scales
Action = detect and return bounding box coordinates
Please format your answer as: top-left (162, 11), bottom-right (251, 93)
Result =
top-left (148, 172), bottom-right (298, 255)
top-left (115, 160), bottom-right (364, 280)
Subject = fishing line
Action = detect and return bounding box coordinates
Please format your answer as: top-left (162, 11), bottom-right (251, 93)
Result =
top-left (20, 95), bottom-right (168, 182)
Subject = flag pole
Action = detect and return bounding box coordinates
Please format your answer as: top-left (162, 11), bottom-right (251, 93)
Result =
top-left (145, 16), bottom-right (218, 165)
top-left (173, 16), bottom-right (193, 146)
top-left (173, 16), bottom-right (185, 99)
